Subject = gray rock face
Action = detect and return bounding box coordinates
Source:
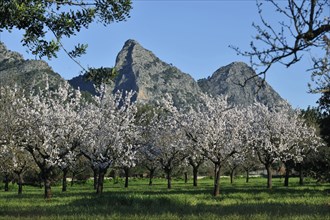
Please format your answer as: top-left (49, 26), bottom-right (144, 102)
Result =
top-left (114, 39), bottom-right (203, 107)
top-left (198, 62), bottom-right (284, 107)
top-left (0, 42), bottom-right (65, 89)
top-left (1, 40), bottom-right (285, 109)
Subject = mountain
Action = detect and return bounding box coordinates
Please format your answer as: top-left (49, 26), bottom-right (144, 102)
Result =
top-left (0, 42), bottom-right (65, 89)
top-left (197, 62), bottom-right (284, 106)
top-left (0, 40), bottom-right (285, 108)
top-left (113, 39), bottom-right (203, 107)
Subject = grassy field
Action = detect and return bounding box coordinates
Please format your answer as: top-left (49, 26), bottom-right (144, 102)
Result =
top-left (0, 177), bottom-right (329, 220)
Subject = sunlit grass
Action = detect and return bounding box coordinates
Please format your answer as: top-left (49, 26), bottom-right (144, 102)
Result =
top-left (0, 177), bottom-right (329, 220)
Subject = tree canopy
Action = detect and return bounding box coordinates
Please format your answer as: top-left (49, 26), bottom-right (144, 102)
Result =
top-left (0, 0), bottom-right (132, 62)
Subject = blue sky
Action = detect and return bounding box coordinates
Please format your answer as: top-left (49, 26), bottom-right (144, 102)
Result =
top-left (0, 0), bottom-right (324, 109)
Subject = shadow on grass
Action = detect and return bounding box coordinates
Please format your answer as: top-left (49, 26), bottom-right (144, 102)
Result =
top-left (1, 187), bottom-right (329, 219)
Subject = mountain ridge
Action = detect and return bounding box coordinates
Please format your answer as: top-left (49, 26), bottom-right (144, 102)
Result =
top-left (0, 40), bottom-right (285, 108)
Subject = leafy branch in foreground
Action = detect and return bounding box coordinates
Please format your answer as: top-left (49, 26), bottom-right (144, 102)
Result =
top-left (230, 0), bottom-right (330, 93)
top-left (0, 0), bottom-right (132, 68)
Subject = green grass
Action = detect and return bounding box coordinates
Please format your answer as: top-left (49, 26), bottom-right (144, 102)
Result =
top-left (0, 177), bottom-right (329, 220)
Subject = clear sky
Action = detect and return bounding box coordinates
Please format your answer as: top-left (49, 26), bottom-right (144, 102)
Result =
top-left (0, 0), bottom-right (325, 109)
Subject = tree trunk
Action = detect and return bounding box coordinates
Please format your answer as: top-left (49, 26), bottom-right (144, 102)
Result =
top-left (284, 167), bottom-right (290, 187)
top-left (184, 172), bottom-right (188, 184)
top-left (213, 162), bottom-right (221, 196)
top-left (230, 170), bottom-right (234, 184)
top-left (17, 173), bottom-right (23, 195)
top-left (265, 164), bottom-right (273, 189)
top-left (124, 167), bottom-right (129, 188)
top-left (93, 167), bottom-right (98, 190)
top-left (298, 164), bottom-right (304, 186)
top-left (62, 169), bottom-right (68, 192)
top-left (71, 172), bottom-right (75, 187)
top-left (149, 169), bottom-right (155, 186)
top-left (193, 165), bottom-right (198, 187)
top-left (96, 169), bottom-right (106, 194)
top-left (245, 169), bottom-right (249, 183)
top-left (166, 168), bottom-right (172, 189)
top-left (4, 174), bottom-right (9, 192)
top-left (44, 177), bottom-right (52, 199)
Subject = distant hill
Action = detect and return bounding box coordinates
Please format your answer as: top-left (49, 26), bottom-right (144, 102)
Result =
top-left (0, 42), bottom-right (65, 90)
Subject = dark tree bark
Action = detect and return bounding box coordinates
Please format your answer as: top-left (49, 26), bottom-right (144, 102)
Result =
top-left (165, 168), bottom-right (172, 189)
top-left (245, 169), bottom-right (250, 183)
top-left (265, 164), bottom-right (273, 189)
top-left (229, 165), bottom-right (238, 184)
top-left (192, 166), bottom-right (198, 187)
top-left (93, 166), bottom-right (98, 190)
top-left (62, 168), bottom-right (68, 192)
top-left (4, 174), bottom-right (9, 192)
top-left (230, 170), bottom-right (234, 184)
top-left (213, 162), bottom-right (221, 196)
top-left (298, 164), bottom-right (304, 186)
top-left (124, 167), bottom-right (129, 188)
top-left (71, 172), bottom-right (75, 187)
top-left (17, 173), bottom-right (23, 195)
top-left (184, 172), bottom-right (188, 184)
top-left (44, 177), bottom-right (52, 199)
top-left (284, 167), bottom-right (290, 187)
top-left (148, 168), bottom-right (155, 186)
top-left (96, 168), bottom-right (106, 194)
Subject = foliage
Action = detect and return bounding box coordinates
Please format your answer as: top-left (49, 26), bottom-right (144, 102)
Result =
top-left (84, 67), bottom-right (118, 87)
top-left (0, 0), bottom-right (132, 60)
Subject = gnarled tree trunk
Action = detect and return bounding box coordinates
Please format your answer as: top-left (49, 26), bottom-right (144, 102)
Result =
top-left (96, 168), bottom-right (107, 194)
top-left (265, 164), bottom-right (273, 189)
top-left (93, 166), bottom-right (98, 190)
top-left (184, 172), bottom-right (188, 184)
top-left (44, 177), bottom-right (52, 199)
top-left (148, 168), bottom-right (155, 186)
top-left (165, 168), bottom-right (172, 189)
top-left (4, 174), bottom-right (9, 192)
top-left (192, 165), bottom-right (199, 187)
top-left (213, 162), bottom-right (221, 196)
top-left (245, 169), bottom-right (250, 183)
top-left (124, 167), bottom-right (129, 188)
top-left (284, 167), bottom-right (290, 187)
top-left (62, 168), bottom-right (68, 192)
top-left (17, 173), bottom-right (23, 195)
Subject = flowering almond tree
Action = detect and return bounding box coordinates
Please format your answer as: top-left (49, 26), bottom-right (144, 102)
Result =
top-left (81, 87), bottom-right (138, 194)
top-left (144, 96), bottom-right (188, 189)
top-left (184, 94), bottom-right (251, 196)
top-left (249, 102), bottom-right (321, 189)
top-left (22, 81), bottom-right (84, 198)
top-left (0, 85), bottom-right (34, 194)
top-left (276, 109), bottom-right (322, 186)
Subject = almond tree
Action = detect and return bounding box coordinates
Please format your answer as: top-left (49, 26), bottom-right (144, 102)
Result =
top-left (226, 154), bottom-right (243, 184)
top-left (181, 109), bottom-right (206, 187)
top-left (0, 85), bottom-right (33, 194)
top-left (145, 97), bottom-right (188, 189)
top-left (250, 102), bottom-right (321, 189)
top-left (276, 109), bottom-right (321, 186)
top-left (21, 81), bottom-right (84, 198)
top-left (81, 87), bottom-right (138, 194)
top-left (184, 94), bottom-right (251, 196)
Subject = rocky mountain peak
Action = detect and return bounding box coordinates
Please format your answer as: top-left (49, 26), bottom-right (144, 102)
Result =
top-left (198, 61), bottom-right (283, 107)
top-left (0, 42), bottom-right (24, 64)
top-left (114, 39), bottom-right (202, 107)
